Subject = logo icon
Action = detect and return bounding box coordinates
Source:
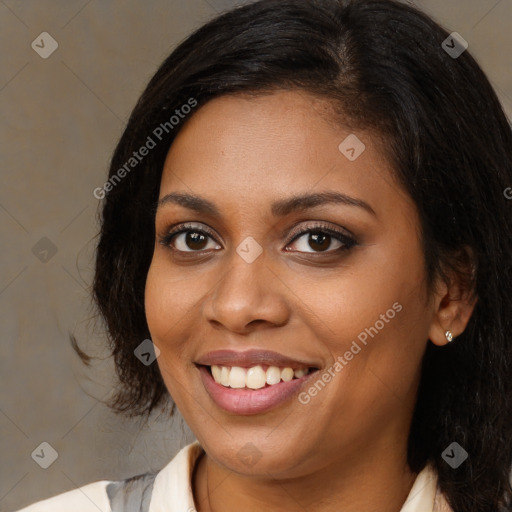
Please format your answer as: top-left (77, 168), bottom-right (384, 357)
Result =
top-left (31, 442), bottom-right (58, 469)
top-left (237, 442), bottom-right (263, 467)
top-left (134, 339), bottom-right (161, 366)
top-left (32, 237), bottom-right (58, 263)
top-left (236, 237), bottom-right (263, 264)
top-left (31, 32), bottom-right (59, 59)
top-left (441, 442), bottom-right (468, 468)
top-left (338, 134), bottom-right (366, 161)
top-left (442, 32), bottom-right (468, 59)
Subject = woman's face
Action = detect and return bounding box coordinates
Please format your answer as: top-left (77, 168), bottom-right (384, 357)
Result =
top-left (145, 90), bottom-right (437, 477)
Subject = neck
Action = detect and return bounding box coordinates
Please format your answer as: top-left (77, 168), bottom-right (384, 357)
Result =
top-left (192, 443), bottom-right (417, 512)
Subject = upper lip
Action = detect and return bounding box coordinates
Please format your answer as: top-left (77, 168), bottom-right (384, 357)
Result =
top-left (195, 349), bottom-right (320, 369)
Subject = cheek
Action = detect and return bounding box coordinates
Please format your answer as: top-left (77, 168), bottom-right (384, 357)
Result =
top-left (145, 261), bottom-right (172, 342)
top-left (297, 241), bottom-right (430, 397)
top-left (144, 255), bottom-right (202, 340)
top-left (291, 249), bottom-right (425, 343)
top-left (144, 259), bottom-right (193, 408)
top-left (144, 257), bottom-right (194, 381)
top-left (144, 254), bottom-right (216, 388)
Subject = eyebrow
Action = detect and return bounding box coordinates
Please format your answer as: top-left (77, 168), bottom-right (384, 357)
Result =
top-left (157, 191), bottom-right (376, 217)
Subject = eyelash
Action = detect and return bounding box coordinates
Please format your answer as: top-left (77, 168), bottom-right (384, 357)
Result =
top-left (158, 221), bottom-right (357, 256)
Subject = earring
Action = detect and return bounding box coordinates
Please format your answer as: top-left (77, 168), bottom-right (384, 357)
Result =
top-left (445, 330), bottom-right (454, 342)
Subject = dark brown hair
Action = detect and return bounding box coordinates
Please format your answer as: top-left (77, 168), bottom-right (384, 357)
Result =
top-left (86, 1), bottom-right (512, 509)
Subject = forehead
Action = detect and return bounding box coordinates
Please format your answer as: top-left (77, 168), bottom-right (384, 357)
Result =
top-left (158, 90), bottom-right (412, 221)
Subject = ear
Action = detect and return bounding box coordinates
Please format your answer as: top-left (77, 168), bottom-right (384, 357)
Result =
top-left (428, 246), bottom-right (478, 346)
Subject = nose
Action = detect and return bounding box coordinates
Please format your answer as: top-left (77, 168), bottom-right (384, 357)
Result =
top-left (203, 249), bottom-right (291, 334)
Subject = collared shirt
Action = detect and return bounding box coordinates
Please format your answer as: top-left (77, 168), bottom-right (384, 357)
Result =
top-left (16, 441), bottom-right (453, 511)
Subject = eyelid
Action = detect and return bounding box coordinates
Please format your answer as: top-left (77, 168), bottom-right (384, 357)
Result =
top-left (286, 221), bottom-right (355, 243)
top-left (159, 220), bottom-right (357, 252)
top-left (158, 222), bottom-right (219, 247)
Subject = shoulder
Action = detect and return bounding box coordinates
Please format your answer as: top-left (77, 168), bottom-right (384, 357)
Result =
top-left (15, 480), bottom-right (113, 512)
top-left (14, 441), bottom-right (203, 512)
top-left (15, 472), bottom-right (160, 512)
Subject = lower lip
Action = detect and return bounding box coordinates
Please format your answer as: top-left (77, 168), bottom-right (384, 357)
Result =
top-left (198, 365), bottom-right (317, 415)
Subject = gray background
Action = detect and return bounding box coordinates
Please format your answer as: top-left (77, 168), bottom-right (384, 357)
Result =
top-left (1, 0), bottom-right (511, 510)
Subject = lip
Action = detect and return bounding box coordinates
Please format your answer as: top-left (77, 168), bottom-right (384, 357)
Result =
top-left (195, 349), bottom-right (319, 370)
top-left (198, 365), bottom-right (318, 415)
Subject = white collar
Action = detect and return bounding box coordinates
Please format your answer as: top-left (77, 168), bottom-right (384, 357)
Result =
top-left (149, 441), bottom-right (441, 511)
top-left (149, 441), bottom-right (204, 512)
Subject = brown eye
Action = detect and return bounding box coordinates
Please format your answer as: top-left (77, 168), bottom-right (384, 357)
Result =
top-left (308, 232), bottom-right (331, 252)
top-left (287, 226), bottom-right (356, 254)
top-left (160, 223), bottom-right (221, 252)
top-left (181, 231), bottom-right (209, 251)
top-left (170, 230), bottom-right (221, 252)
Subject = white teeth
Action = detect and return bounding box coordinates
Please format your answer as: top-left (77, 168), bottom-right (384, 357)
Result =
top-left (229, 366), bottom-right (246, 388)
top-left (220, 366), bottom-right (230, 386)
top-left (246, 365), bottom-right (266, 389)
top-left (211, 365), bottom-right (222, 382)
top-left (281, 368), bottom-right (294, 382)
top-left (210, 364), bottom-right (312, 389)
top-left (266, 366), bottom-right (281, 385)
top-left (294, 368), bottom-right (307, 378)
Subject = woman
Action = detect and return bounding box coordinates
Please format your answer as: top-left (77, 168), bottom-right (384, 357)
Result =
top-left (17, 0), bottom-right (512, 511)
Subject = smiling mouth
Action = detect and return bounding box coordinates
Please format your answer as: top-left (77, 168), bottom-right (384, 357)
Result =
top-left (201, 364), bottom-right (319, 390)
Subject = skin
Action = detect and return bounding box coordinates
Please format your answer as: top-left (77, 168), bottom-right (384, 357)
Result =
top-left (144, 90), bottom-right (475, 512)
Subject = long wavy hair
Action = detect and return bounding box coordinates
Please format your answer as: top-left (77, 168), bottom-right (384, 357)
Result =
top-left (85, 1), bottom-right (512, 509)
